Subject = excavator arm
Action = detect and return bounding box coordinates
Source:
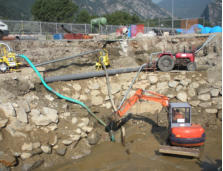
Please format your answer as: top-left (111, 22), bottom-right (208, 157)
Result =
top-left (117, 89), bottom-right (169, 117)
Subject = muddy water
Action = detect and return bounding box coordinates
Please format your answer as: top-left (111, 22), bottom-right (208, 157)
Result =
top-left (49, 124), bottom-right (221, 171)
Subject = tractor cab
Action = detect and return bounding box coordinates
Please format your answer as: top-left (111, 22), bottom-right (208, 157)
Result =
top-left (169, 103), bottom-right (191, 128)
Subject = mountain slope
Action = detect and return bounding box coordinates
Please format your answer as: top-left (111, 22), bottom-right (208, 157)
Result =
top-left (0, 0), bottom-right (169, 20)
top-left (157, 0), bottom-right (212, 18)
top-left (73, 0), bottom-right (170, 19)
top-left (201, 0), bottom-right (222, 26)
top-left (0, 0), bottom-right (35, 20)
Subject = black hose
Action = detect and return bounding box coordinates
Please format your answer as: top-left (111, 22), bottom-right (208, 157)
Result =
top-left (45, 66), bottom-right (143, 83)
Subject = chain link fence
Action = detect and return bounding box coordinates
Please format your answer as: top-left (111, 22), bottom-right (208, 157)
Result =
top-left (1, 19), bottom-right (175, 35)
top-left (158, 17), bottom-right (205, 30)
top-left (1, 18), bottom-right (205, 36)
top-left (1, 19), bottom-right (122, 35)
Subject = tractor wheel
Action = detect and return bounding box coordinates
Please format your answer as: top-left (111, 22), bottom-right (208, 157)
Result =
top-left (187, 62), bottom-right (197, 71)
top-left (158, 55), bottom-right (175, 72)
top-left (0, 63), bottom-right (8, 72)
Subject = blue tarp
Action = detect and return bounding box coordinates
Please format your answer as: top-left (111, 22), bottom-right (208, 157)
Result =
top-left (185, 24), bottom-right (204, 34)
top-left (210, 26), bottom-right (222, 33)
top-left (53, 34), bottom-right (63, 40)
top-left (201, 27), bottom-right (212, 34)
top-left (178, 24), bottom-right (222, 34)
top-left (128, 27), bottom-right (131, 38)
top-left (176, 29), bottom-right (184, 33)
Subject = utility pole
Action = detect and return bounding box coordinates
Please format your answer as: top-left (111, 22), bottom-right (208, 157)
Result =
top-left (171, 0), bottom-right (174, 34)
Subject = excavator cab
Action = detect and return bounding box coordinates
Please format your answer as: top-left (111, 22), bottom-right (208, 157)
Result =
top-left (168, 103), bottom-right (205, 148)
top-left (169, 103), bottom-right (191, 127)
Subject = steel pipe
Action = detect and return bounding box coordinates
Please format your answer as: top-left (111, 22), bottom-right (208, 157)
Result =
top-left (35, 49), bottom-right (100, 67)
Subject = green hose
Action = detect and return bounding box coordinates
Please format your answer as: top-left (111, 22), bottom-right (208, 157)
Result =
top-left (18, 54), bottom-right (107, 127)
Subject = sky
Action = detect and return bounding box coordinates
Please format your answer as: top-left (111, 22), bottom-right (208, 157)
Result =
top-left (152, 0), bottom-right (162, 3)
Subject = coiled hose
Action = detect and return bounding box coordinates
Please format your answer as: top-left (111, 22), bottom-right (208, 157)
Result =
top-left (18, 54), bottom-right (107, 128)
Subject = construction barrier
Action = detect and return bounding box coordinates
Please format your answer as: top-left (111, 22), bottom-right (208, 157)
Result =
top-left (63, 33), bottom-right (93, 40)
top-left (53, 34), bottom-right (63, 40)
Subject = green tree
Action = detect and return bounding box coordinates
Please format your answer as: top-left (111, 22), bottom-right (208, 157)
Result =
top-left (76, 9), bottom-right (91, 23)
top-left (104, 11), bottom-right (143, 25)
top-left (31, 0), bottom-right (78, 22)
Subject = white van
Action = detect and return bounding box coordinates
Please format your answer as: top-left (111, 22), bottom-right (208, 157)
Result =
top-left (0, 21), bottom-right (9, 39)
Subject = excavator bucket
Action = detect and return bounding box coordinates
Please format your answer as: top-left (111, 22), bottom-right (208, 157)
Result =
top-left (158, 145), bottom-right (200, 158)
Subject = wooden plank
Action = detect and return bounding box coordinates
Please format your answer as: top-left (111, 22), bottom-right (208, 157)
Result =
top-left (158, 145), bottom-right (200, 158)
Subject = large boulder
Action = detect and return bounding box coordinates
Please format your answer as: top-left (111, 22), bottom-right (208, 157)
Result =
top-left (88, 82), bottom-right (100, 90)
top-left (180, 79), bottom-right (191, 87)
top-left (62, 139), bottom-right (73, 146)
top-left (30, 108), bottom-right (58, 126)
top-left (55, 144), bottom-right (67, 156)
top-left (176, 91), bottom-right (188, 102)
top-left (91, 96), bottom-right (103, 106)
top-left (21, 153), bottom-right (32, 160)
top-left (21, 158), bottom-right (44, 171)
top-left (17, 100), bottom-right (30, 113)
top-left (189, 82), bottom-right (200, 89)
top-left (148, 75), bottom-right (158, 84)
top-left (21, 143), bottom-right (33, 151)
top-left (72, 83), bottom-right (82, 91)
top-left (41, 145), bottom-right (51, 154)
top-left (87, 131), bottom-right (101, 145)
top-left (78, 118), bottom-right (89, 127)
top-left (90, 90), bottom-right (100, 96)
top-left (205, 108), bottom-right (218, 114)
top-left (210, 89), bottom-right (220, 97)
top-left (5, 118), bottom-right (28, 138)
top-left (159, 74), bottom-right (171, 81)
top-left (198, 102), bottom-right (212, 108)
top-left (188, 88), bottom-right (197, 97)
top-left (133, 80), bottom-right (150, 90)
top-left (212, 97), bottom-right (222, 109)
top-left (16, 107), bottom-right (28, 123)
top-left (176, 85), bottom-right (184, 92)
top-left (168, 80), bottom-right (179, 88)
top-left (198, 88), bottom-right (210, 95)
top-left (189, 100), bottom-right (200, 107)
top-left (79, 95), bottom-right (87, 101)
top-left (69, 139), bottom-right (91, 160)
top-left (157, 82), bottom-right (168, 90)
top-left (0, 103), bottom-right (16, 117)
top-left (198, 94), bottom-right (211, 101)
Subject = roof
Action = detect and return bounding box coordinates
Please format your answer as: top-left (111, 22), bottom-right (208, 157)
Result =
top-left (169, 103), bottom-right (191, 108)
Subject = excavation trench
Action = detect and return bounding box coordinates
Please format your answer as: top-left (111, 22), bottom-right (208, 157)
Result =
top-left (0, 35), bottom-right (221, 170)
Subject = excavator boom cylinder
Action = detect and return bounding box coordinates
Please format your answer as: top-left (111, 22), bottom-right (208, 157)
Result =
top-left (117, 89), bottom-right (169, 117)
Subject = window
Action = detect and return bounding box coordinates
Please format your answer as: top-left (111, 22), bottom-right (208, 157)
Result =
top-left (172, 107), bottom-right (190, 124)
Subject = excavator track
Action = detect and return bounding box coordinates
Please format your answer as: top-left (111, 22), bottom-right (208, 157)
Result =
top-left (158, 145), bottom-right (200, 158)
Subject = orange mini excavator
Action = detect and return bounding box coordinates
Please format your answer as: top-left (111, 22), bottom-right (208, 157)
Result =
top-left (117, 89), bottom-right (205, 157)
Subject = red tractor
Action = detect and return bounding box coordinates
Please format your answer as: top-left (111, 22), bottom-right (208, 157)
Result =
top-left (148, 34), bottom-right (216, 72)
top-left (156, 52), bottom-right (197, 72)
